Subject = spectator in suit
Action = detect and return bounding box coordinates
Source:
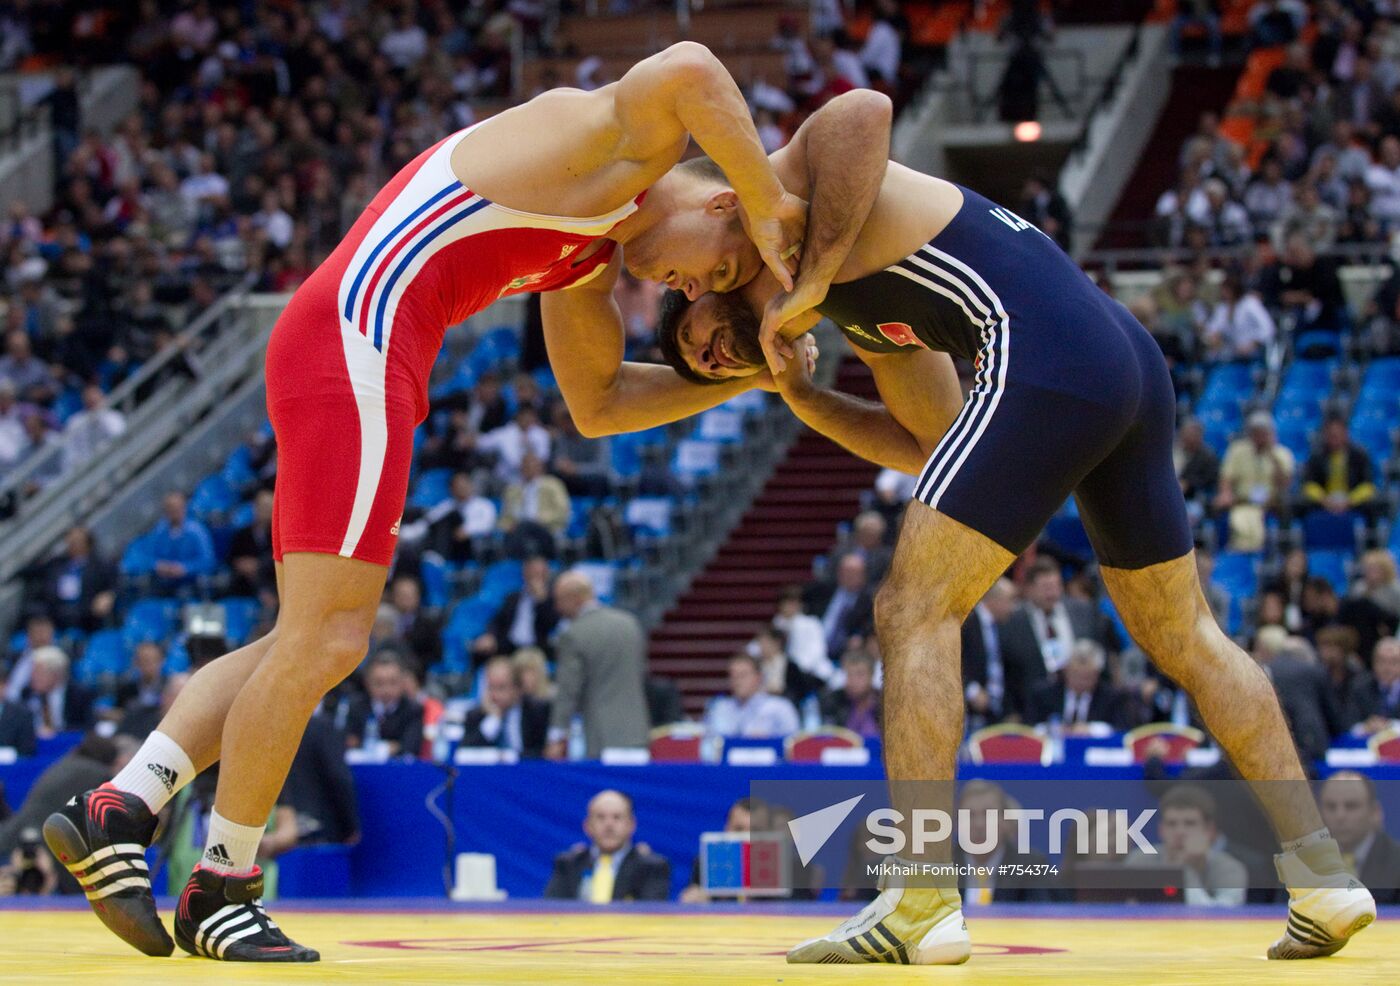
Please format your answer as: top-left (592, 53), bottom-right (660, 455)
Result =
top-left (1319, 772), bottom-right (1400, 904)
top-left (546, 571), bottom-right (650, 759)
top-left (20, 646), bottom-right (92, 739)
top-left (956, 780), bottom-right (1065, 904)
top-left (1353, 550), bottom-right (1400, 620)
top-left (706, 653), bottom-right (802, 739)
top-left (2, 614), bottom-right (59, 701)
top-left (750, 625), bottom-right (823, 706)
top-left (29, 526), bottom-right (116, 632)
top-left (773, 585), bottom-right (837, 688)
top-left (0, 666), bottom-right (36, 757)
top-left (839, 512), bottom-right (893, 585)
top-left (1253, 629), bottom-right (1343, 766)
top-left (543, 790), bottom-right (672, 902)
top-left (114, 640), bottom-right (166, 714)
top-left (346, 654), bottom-right (425, 758)
top-left (803, 553), bottom-right (875, 661)
top-left (117, 672), bottom-right (189, 743)
top-left (473, 556), bottom-right (557, 663)
top-left (1173, 418), bottom-right (1219, 507)
top-left (500, 452), bottom-right (571, 559)
top-left (149, 490), bottom-right (216, 593)
top-left (1000, 559), bottom-right (1114, 713)
top-left (463, 656), bottom-right (550, 757)
top-left (282, 712), bottom-right (360, 846)
top-left (1301, 415), bottom-right (1378, 521)
top-left (1030, 641), bottom-right (1128, 732)
top-left (1214, 412), bottom-right (1295, 552)
top-left (1315, 625), bottom-right (1372, 732)
top-left (1257, 233), bottom-right (1348, 338)
top-left (1352, 636), bottom-right (1400, 735)
top-left (820, 650), bottom-right (882, 741)
top-left (414, 471), bottom-right (497, 565)
top-left (962, 578), bottom-right (1017, 728)
top-left (1301, 576), bottom-right (1396, 661)
top-left (227, 489), bottom-right (276, 600)
top-left (386, 575), bottom-right (442, 674)
top-left (1125, 785), bottom-right (1247, 907)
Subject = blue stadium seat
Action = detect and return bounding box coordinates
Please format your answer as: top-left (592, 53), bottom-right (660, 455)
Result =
top-left (164, 638), bottom-right (190, 674)
top-left (1301, 511), bottom-right (1363, 551)
top-left (1307, 550), bottom-right (1351, 595)
top-left (1199, 363), bottom-right (1253, 407)
top-left (1213, 552), bottom-right (1260, 599)
top-left (1276, 424), bottom-right (1312, 464)
top-left (1293, 331), bottom-right (1341, 359)
top-left (672, 439), bottom-right (721, 484)
top-left (610, 436), bottom-right (642, 479)
top-left (217, 597), bottom-right (261, 646)
top-left (122, 598), bottom-right (178, 645)
top-left (119, 533), bottom-right (160, 577)
top-left (420, 555), bottom-right (449, 609)
top-left (479, 559), bottom-right (523, 603)
top-left (190, 473), bottom-right (237, 519)
top-left (566, 497), bottom-right (600, 540)
top-left (697, 408), bottom-right (744, 443)
top-left (82, 630), bottom-right (130, 681)
top-left (625, 497), bottom-right (672, 538)
top-left (408, 468), bottom-right (453, 510)
top-left (1274, 397), bottom-right (1323, 432)
top-left (440, 598), bottom-right (498, 668)
top-left (1044, 513), bottom-right (1092, 558)
top-left (220, 445), bottom-right (255, 488)
top-left (1361, 355), bottom-right (1400, 390)
top-left (52, 388), bottom-right (83, 423)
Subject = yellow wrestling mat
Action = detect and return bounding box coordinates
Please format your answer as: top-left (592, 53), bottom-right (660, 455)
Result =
top-left (0, 906), bottom-right (1391, 985)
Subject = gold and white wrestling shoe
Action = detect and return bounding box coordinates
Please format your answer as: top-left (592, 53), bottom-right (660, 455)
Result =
top-left (1268, 838), bottom-right (1376, 959)
top-left (787, 884), bottom-right (970, 965)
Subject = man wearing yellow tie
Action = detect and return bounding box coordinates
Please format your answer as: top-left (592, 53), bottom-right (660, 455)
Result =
top-left (543, 790), bottom-right (673, 903)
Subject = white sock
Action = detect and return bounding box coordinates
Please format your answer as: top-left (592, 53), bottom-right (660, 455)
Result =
top-left (201, 809), bottom-right (263, 877)
top-left (109, 730), bottom-right (196, 813)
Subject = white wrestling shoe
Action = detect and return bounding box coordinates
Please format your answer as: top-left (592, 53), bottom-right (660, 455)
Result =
top-left (787, 884), bottom-right (971, 965)
top-left (1268, 838), bottom-right (1376, 959)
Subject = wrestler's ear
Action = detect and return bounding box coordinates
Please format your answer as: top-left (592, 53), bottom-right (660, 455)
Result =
top-left (704, 188), bottom-right (740, 215)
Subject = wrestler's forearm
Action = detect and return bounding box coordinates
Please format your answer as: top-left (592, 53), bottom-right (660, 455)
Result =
top-left (781, 385), bottom-right (929, 475)
top-left (667, 45), bottom-right (786, 217)
top-left (795, 89), bottom-right (892, 287)
top-left (586, 362), bottom-right (756, 436)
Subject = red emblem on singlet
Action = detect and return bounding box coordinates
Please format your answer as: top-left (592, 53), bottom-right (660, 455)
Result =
top-left (876, 322), bottom-right (928, 349)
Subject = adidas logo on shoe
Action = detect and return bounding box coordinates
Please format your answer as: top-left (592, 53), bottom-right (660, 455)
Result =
top-left (203, 844), bottom-right (235, 869)
top-left (147, 763), bottom-right (179, 792)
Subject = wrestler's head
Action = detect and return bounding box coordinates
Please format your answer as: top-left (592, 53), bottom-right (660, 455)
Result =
top-left (656, 287), bottom-right (765, 383)
top-left (623, 156), bottom-right (763, 300)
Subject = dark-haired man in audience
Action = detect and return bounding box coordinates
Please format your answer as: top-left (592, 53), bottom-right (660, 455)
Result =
top-left (345, 655), bottom-right (425, 759)
top-left (463, 657), bottom-right (550, 757)
top-left (473, 556), bottom-right (558, 664)
top-left (803, 552), bottom-right (874, 661)
top-left (821, 650), bottom-right (882, 740)
top-left (1319, 772), bottom-right (1400, 904)
top-left (1301, 415), bottom-right (1377, 522)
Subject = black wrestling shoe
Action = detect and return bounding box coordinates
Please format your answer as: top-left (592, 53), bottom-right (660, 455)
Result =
top-left (174, 866), bottom-right (320, 962)
top-left (43, 784), bottom-right (174, 957)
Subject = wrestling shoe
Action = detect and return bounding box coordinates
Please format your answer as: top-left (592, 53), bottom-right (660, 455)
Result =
top-left (787, 884), bottom-right (970, 965)
top-left (43, 784), bottom-right (173, 956)
top-left (174, 866), bottom-right (319, 962)
top-left (1268, 838), bottom-right (1376, 959)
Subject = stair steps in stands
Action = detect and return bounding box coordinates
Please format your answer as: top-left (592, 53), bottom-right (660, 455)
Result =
top-left (649, 358), bottom-right (882, 716)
